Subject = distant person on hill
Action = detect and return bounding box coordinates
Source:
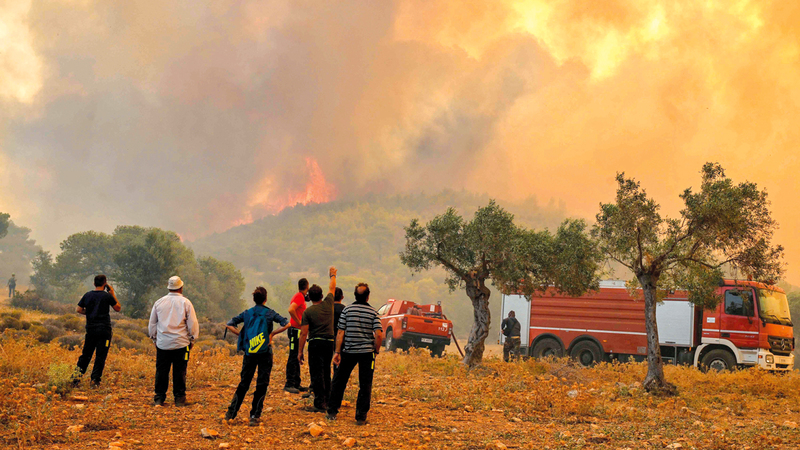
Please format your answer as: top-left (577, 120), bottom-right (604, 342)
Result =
top-left (72, 274), bottom-right (121, 387)
top-left (501, 310), bottom-right (521, 362)
top-left (224, 286), bottom-right (291, 426)
top-left (298, 267), bottom-right (337, 412)
top-left (7, 274), bottom-right (16, 298)
top-left (148, 276), bottom-right (199, 407)
top-left (326, 282), bottom-right (384, 425)
top-left (285, 278), bottom-right (310, 394)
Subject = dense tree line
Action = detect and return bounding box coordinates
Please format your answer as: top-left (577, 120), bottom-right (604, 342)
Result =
top-left (31, 226), bottom-right (245, 321)
top-left (190, 190), bottom-right (570, 337)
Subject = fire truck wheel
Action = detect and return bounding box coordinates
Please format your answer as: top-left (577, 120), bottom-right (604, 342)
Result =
top-left (570, 340), bottom-right (603, 367)
top-left (700, 349), bottom-right (736, 372)
top-left (532, 338), bottom-right (564, 359)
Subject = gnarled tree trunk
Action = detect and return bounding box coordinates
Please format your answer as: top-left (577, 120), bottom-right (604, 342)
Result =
top-left (462, 280), bottom-right (491, 367)
top-left (638, 273), bottom-right (677, 396)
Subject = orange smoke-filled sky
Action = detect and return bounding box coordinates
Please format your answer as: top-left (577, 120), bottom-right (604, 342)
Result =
top-left (1, 1), bottom-right (799, 281)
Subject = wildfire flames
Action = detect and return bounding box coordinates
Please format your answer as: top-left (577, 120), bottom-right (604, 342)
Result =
top-left (231, 157), bottom-right (337, 228)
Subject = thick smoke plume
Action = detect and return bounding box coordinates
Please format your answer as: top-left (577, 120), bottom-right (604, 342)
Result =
top-left (1, 1), bottom-right (800, 281)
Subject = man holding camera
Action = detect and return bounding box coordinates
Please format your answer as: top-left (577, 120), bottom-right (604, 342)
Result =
top-left (73, 274), bottom-right (121, 387)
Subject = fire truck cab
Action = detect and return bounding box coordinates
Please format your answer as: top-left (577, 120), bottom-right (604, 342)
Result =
top-left (501, 279), bottom-right (794, 370)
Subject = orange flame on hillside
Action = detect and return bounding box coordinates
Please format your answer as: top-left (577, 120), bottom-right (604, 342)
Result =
top-left (230, 157), bottom-right (336, 228)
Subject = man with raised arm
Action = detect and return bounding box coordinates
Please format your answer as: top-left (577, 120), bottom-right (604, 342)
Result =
top-left (298, 267), bottom-right (337, 412)
top-left (72, 274), bottom-right (121, 387)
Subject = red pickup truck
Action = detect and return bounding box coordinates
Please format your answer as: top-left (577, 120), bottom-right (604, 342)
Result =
top-left (377, 299), bottom-right (452, 357)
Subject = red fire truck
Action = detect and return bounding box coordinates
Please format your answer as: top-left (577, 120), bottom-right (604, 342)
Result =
top-left (500, 279), bottom-right (794, 370)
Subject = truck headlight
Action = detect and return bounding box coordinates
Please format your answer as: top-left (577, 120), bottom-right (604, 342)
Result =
top-left (765, 355), bottom-right (774, 364)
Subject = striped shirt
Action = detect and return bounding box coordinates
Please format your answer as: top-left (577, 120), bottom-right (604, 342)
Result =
top-left (338, 303), bottom-right (382, 353)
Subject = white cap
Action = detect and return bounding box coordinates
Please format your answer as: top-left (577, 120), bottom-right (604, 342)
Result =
top-left (168, 276), bottom-right (184, 291)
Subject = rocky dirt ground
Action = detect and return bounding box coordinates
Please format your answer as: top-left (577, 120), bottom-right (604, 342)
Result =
top-left (2, 330), bottom-right (800, 449)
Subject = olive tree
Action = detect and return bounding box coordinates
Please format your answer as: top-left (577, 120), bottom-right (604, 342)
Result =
top-left (401, 200), bottom-right (601, 367)
top-left (593, 163), bottom-right (783, 394)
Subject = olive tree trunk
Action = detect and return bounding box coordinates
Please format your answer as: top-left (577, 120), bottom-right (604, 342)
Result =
top-left (462, 281), bottom-right (491, 367)
top-left (638, 273), bottom-right (677, 395)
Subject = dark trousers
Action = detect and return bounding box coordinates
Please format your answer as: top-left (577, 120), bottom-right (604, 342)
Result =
top-left (8, 286), bottom-right (13, 298)
top-left (75, 329), bottom-right (113, 383)
top-left (285, 327), bottom-right (301, 388)
top-left (154, 346), bottom-right (189, 402)
top-left (503, 337), bottom-right (521, 362)
top-left (327, 352), bottom-right (376, 421)
top-left (308, 339), bottom-right (334, 409)
top-left (227, 350), bottom-right (273, 419)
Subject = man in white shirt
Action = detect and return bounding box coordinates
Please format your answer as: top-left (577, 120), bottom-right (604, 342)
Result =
top-left (148, 276), bottom-right (199, 407)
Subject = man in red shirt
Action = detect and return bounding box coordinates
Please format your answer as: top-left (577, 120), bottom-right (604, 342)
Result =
top-left (284, 278), bottom-right (309, 393)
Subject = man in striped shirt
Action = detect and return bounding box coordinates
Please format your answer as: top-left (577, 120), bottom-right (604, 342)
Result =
top-left (326, 282), bottom-right (384, 425)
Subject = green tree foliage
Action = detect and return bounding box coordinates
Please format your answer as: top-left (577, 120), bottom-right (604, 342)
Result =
top-left (191, 191), bottom-right (570, 339)
top-left (0, 217), bottom-right (43, 291)
top-left (401, 200), bottom-right (601, 366)
top-left (593, 163), bottom-right (784, 394)
top-left (32, 226), bottom-right (245, 320)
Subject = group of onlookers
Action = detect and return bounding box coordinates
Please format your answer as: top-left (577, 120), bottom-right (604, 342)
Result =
top-left (70, 267), bottom-right (384, 425)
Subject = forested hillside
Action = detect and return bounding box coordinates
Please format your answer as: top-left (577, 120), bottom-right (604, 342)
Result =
top-left (191, 191), bottom-right (570, 337)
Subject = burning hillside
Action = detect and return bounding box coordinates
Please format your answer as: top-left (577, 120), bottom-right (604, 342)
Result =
top-left (231, 157), bottom-right (337, 228)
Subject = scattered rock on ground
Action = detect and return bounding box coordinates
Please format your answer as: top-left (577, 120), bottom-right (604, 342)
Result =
top-left (200, 428), bottom-right (220, 439)
top-left (343, 437), bottom-right (356, 447)
top-left (309, 424), bottom-right (324, 437)
top-left (66, 425), bottom-right (84, 434)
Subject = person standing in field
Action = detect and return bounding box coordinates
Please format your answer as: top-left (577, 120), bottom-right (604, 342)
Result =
top-left (501, 310), bottom-right (521, 362)
top-left (332, 287), bottom-right (345, 374)
top-left (7, 274), bottom-right (16, 298)
top-left (72, 274), bottom-right (120, 387)
top-left (285, 278), bottom-right (310, 394)
top-left (326, 282), bottom-right (384, 425)
top-left (298, 267), bottom-right (337, 412)
top-left (148, 276), bottom-right (199, 407)
top-left (224, 286), bottom-right (291, 426)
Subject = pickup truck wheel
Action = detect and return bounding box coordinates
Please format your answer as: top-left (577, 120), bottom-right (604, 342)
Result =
top-left (385, 328), bottom-right (398, 352)
top-left (570, 340), bottom-right (602, 367)
top-left (700, 349), bottom-right (736, 372)
top-left (532, 338), bottom-right (564, 359)
top-left (431, 345), bottom-right (445, 357)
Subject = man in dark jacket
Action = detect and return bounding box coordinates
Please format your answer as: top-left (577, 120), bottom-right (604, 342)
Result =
top-left (225, 287), bottom-right (290, 426)
top-left (501, 311), bottom-right (521, 362)
top-left (73, 274), bottom-right (121, 387)
top-left (298, 267), bottom-right (337, 412)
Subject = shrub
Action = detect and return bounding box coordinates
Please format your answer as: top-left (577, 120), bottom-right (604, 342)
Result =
top-left (46, 363), bottom-right (75, 397)
top-left (57, 334), bottom-right (84, 350)
top-left (10, 291), bottom-right (72, 315)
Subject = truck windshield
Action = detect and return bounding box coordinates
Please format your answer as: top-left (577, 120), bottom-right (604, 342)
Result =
top-left (757, 289), bottom-right (792, 326)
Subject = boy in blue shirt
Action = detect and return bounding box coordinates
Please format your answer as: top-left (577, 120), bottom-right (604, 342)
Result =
top-left (225, 286), bottom-right (290, 425)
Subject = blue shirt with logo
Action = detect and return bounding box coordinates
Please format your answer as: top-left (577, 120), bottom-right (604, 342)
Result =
top-left (227, 305), bottom-right (289, 354)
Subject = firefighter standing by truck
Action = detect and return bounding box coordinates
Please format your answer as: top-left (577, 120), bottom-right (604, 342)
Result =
top-left (501, 311), bottom-right (521, 362)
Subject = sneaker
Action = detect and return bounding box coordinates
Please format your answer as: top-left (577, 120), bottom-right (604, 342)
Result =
top-left (297, 386), bottom-right (309, 392)
top-left (249, 416), bottom-right (259, 427)
top-left (224, 411), bottom-right (236, 421)
top-left (90, 380), bottom-right (101, 388)
top-left (301, 392), bottom-right (313, 399)
top-left (355, 419), bottom-right (367, 426)
top-left (174, 397), bottom-right (189, 407)
top-left (325, 413), bottom-right (337, 421)
top-left (283, 387), bottom-right (300, 394)
top-left (153, 399), bottom-right (165, 407)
